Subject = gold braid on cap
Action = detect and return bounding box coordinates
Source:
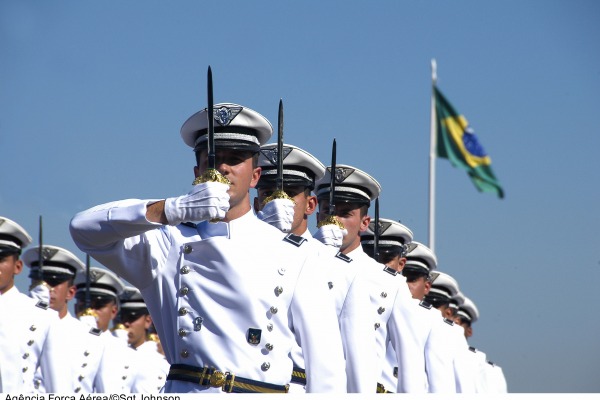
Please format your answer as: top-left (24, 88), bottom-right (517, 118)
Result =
top-left (262, 189), bottom-right (296, 206)
top-left (317, 215), bottom-right (346, 230)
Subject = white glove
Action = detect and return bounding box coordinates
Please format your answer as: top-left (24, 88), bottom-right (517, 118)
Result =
top-left (257, 198), bottom-right (295, 233)
top-left (164, 181), bottom-right (230, 225)
top-left (313, 224), bottom-right (348, 248)
top-left (29, 281), bottom-right (50, 304)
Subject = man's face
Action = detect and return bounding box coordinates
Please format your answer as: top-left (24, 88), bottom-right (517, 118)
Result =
top-left (455, 317), bottom-right (473, 339)
top-left (255, 186), bottom-right (316, 234)
top-left (47, 280), bottom-right (76, 314)
top-left (0, 253), bottom-right (22, 294)
top-left (317, 200), bottom-right (370, 252)
top-left (122, 313), bottom-right (152, 349)
top-left (76, 297), bottom-right (118, 332)
top-left (405, 273), bottom-right (431, 300)
top-left (195, 149), bottom-right (261, 216)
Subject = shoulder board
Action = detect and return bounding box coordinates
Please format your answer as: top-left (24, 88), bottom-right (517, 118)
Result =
top-left (334, 252), bottom-right (352, 263)
top-left (443, 318), bottom-right (454, 326)
top-left (283, 233), bottom-right (307, 247)
top-left (89, 328), bottom-right (102, 336)
top-left (382, 266), bottom-right (398, 276)
top-left (469, 346), bottom-right (477, 353)
top-left (419, 300), bottom-right (432, 309)
top-left (487, 360), bottom-right (496, 367)
top-left (35, 300), bottom-right (49, 310)
top-left (181, 222), bottom-right (197, 228)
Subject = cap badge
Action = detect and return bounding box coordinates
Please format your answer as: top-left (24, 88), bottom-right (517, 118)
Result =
top-left (429, 271), bottom-right (440, 283)
top-left (330, 167), bottom-right (354, 183)
top-left (369, 220), bottom-right (392, 235)
top-left (41, 247), bottom-right (58, 261)
top-left (260, 147), bottom-right (293, 166)
top-left (89, 269), bottom-right (105, 283)
top-left (120, 288), bottom-right (136, 300)
top-left (0, 219), bottom-right (5, 227)
top-left (405, 243), bottom-right (418, 254)
top-left (213, 106), bottom-right (242, 126)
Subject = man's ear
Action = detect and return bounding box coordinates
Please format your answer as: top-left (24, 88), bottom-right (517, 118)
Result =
top-left (305, 195), bottom-right (317, 216)
top-left (359, 215), bottom-right (371, 232)
top-left (249, 167), bottom-right (262, 188)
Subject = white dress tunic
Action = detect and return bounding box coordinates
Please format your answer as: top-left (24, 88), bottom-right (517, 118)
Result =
top-left (70, 200), bottom-right (346, 393)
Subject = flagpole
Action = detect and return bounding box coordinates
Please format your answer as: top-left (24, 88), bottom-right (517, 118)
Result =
top-left (428, 59), bottom-right (437, 253)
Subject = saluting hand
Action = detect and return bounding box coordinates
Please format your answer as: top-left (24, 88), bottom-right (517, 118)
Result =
top-left (164, 181), bottom-right (230, 225)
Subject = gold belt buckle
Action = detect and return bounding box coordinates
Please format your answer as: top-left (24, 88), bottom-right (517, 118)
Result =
top-left (209, 370), bottom-right (227, 388)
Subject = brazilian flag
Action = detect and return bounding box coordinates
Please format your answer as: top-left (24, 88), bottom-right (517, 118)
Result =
top-left (434, 86), bottom-right (504, 199)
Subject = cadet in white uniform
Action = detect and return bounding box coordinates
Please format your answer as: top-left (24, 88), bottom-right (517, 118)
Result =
top-left (455, 295), bottom-right (508, 393)
top-left (254, 143), bottom-right (376, 392)
top-left (313, 166), bottom-right (425, 393)
top-left (426, 271), bottom-right (478, 393)
top-left (362, 227), bottom-right (456, 393)
top-left (0, 217), bottom-right (62, 393)
top-left (70, 102), bottom-right (346, 393)
top-left (120, 286), bottom-right (170, 393)
top-left (73, 266), bottom-right (139, 393)
top-left (22, 245), bottom-right (107, 393)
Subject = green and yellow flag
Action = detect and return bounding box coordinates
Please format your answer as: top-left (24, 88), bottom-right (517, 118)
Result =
top-left (434, 86), bottom-right (504, 199)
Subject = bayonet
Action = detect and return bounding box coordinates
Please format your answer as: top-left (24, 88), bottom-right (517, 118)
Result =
top-left (192, 66), bottom-right (230, 187)
top-left (85, 253), bottom-right (91, 310)
top-left (30, 215), bottom-right (43, 283)
top-left (373, 197), bottom-right (380, 262)
top-left (317, 138), bottom-right (345, 229)
top-left (276, 98), bottom-right (284, 192)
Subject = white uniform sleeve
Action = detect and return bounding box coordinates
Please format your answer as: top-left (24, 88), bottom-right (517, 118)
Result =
top-left (338, 272), bottom-right (378, 392)
top-left (425, 317), bottom-right (456, 392)
top-left (289, 253), bottom-right (347, 393)
top-left (69, 199), bottom-right (168, 289)
top-left (387, 283), bottom-right (427, 393)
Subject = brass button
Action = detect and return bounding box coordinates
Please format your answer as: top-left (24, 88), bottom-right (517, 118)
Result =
top-left (261, 362), bottom-right (270, 371)
top-left (180, 286), bottom-right (189, 296)
top-left (270, 306), bottom-right (278, 314)
top-left (378, 307), bottom-right (385, 314)
top-left (78, 375), bottom-right (84, 382)
top-left (267, 323), bottom-right (273, 332)
top-left (278, 267), bottom-right (286, 275)
top-left (181, 349), bottom-right (189, 358)
top-left (179, 307), bottom-right (188, 316)
top-left (381, 292), bottom-right (387, 298)
top-left (82, 363), bottom-right (88, 368)
top-left (30, 325), bottom-right (37, 331)
top-left (23, 353), bottom-right (30, 359)
top-left (27, 340), bottom-right (34, 346)
top-left (74, 387), bottom-right (81, 393)
top-left (84, 351), bottom-right (90, 356)
top-left (274, 286), bottom-right (283, 296)
top-left (265, 343), bottom-right (274, 351)
top-left (178, 329), bottom-right (187, 337)
top-left (328, 282), bottom-right (333, 289)
top-left (374, 322), bottom-right (381, 329)
top-left (124, 365), bottom-right (130, 369)
top-left (183, 245), bottom-right (192, 254)
top-left (22, 367), bottom-right (28, 373)
top-left (181, 265), bottom-right (191, 274)
top-left (122, 376), bottom-right (127, 380)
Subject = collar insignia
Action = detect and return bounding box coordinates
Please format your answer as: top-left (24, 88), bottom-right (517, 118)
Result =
top-left (213, 106), bottom-right (242, 126)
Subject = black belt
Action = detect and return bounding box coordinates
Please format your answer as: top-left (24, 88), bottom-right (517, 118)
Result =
top-left (167, 364), bottom-right (289, 393)
top-left (290, 365), bottom-right (306, 386)
top-left (377, 382), bottom-right (393, 393)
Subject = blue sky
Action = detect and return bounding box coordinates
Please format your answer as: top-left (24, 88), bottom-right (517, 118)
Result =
top-left (1, 1), bottom-right (599, 393)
